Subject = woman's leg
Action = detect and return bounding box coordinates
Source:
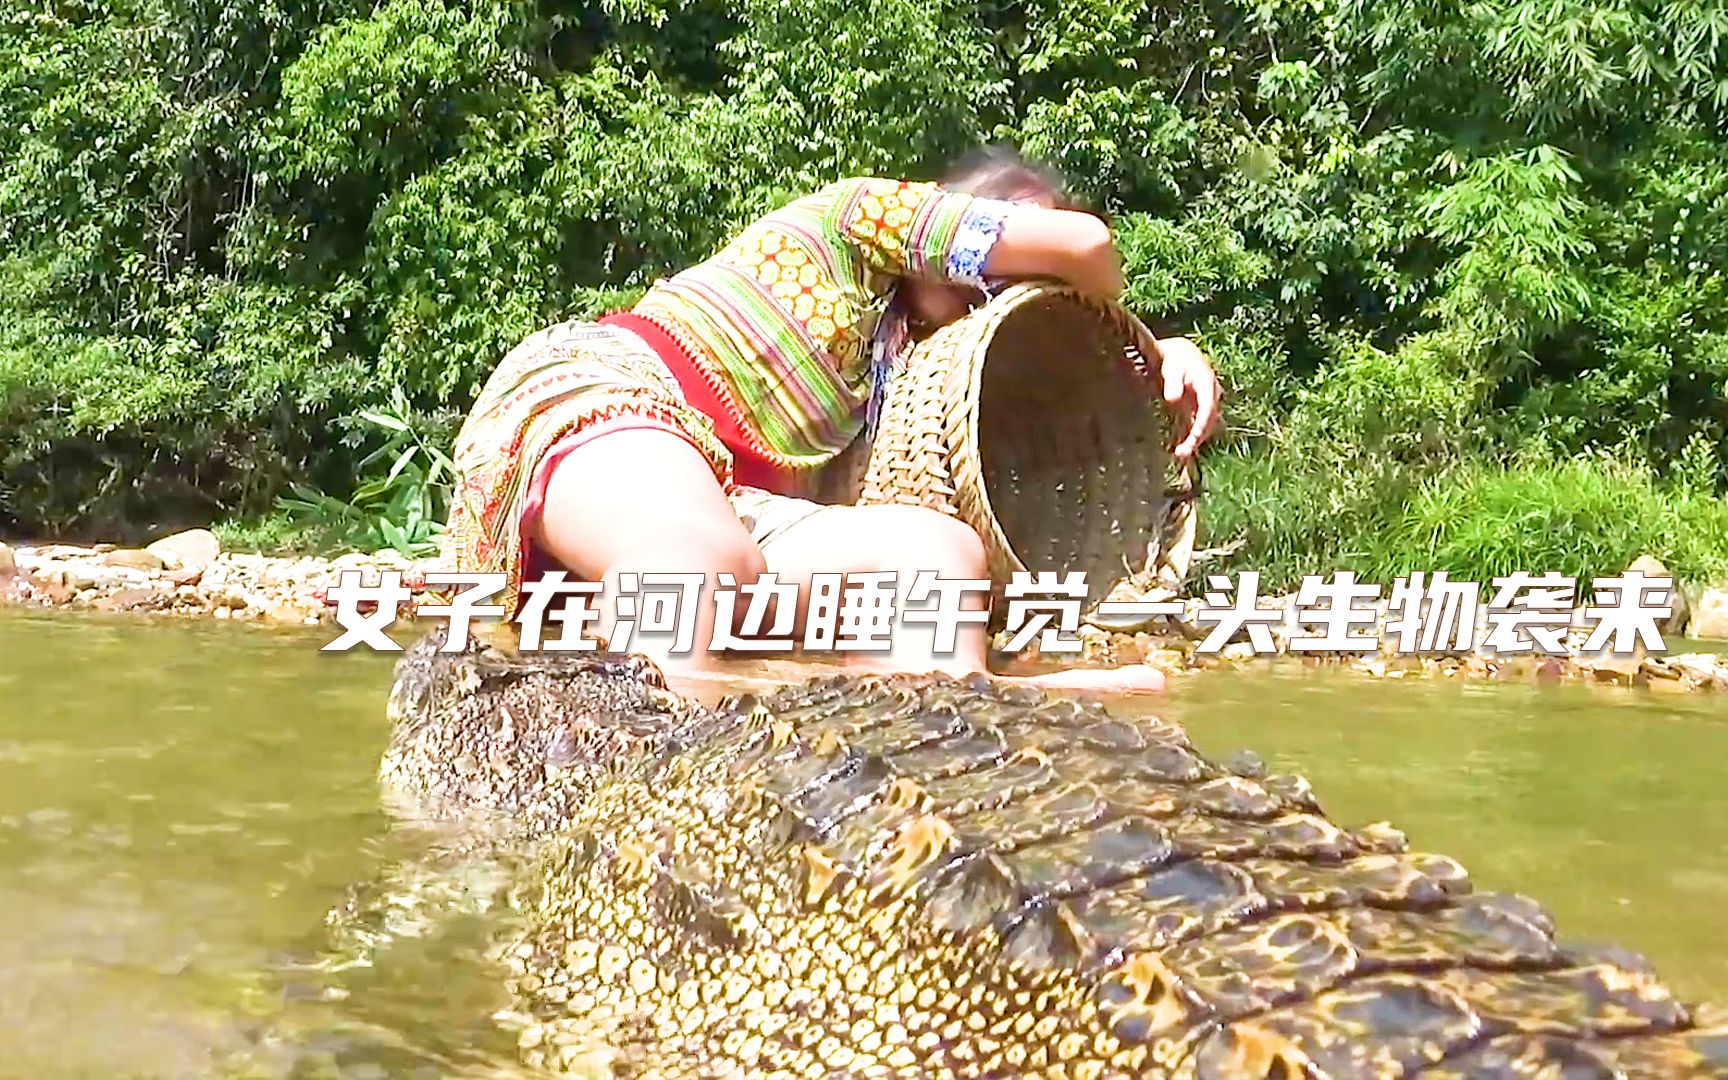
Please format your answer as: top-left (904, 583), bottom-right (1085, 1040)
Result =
top-left (531, 427), bottom-right (766, 679)
top-left (758, 504), bottom-right (1166, 693)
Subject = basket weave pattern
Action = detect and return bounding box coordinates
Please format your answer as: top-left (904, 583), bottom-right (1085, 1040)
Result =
top-left (835, 283), bottom-right (1195, 609)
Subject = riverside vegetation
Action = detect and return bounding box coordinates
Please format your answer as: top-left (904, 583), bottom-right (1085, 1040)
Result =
top-left (2, 0), bottom-right (1728, 600)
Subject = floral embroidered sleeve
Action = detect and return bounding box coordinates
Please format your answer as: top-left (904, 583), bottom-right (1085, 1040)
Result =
top-left (823, 177), bottom-right (1016, 287)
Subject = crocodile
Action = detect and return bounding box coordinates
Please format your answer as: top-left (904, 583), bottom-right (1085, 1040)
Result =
top-left (371, 627), bottom-right (1728, 1078)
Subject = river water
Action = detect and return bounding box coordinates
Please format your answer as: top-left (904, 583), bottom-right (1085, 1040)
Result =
top-left (1, 608), bottom-right (1725, 1078)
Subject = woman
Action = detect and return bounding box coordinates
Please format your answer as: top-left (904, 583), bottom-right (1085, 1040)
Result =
top-left (442, 148), bottom-right (1221, 691)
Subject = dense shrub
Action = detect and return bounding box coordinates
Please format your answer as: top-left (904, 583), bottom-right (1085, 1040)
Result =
top-left (2, 0), bottom-right (1725, 585)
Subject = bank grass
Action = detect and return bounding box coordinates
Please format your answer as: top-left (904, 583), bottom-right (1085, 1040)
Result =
top-left (1365, 455), bottom-right (1728, 589)
top-left (1197, 448), bottom-right (1410, 592)
top-left (1202, 449), bottom-right (1728, 594)
top-left (212, 511), bottom-right (351, 557)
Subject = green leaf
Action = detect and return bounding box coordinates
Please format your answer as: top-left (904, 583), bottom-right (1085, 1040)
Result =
top-left (385, 444), bottom-right (418, 486)
top-left (358, 409), bottom-right (411, 432)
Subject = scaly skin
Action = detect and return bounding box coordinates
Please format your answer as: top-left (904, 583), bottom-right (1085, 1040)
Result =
top-left (380, 630), bottom-right (707, 835)
top-left (380, 629), bottom-right (1728, 1079)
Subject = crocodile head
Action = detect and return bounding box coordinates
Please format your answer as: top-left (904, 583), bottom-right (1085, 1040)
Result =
top-left (381, 627), bottom-right (702, 837)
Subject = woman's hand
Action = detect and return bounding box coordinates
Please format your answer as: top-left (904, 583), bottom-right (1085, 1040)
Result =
top-left (1155, 336), bottom-right (1222, 459)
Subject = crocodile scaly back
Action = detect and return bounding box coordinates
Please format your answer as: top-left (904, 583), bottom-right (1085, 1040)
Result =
top-left (502, 672), bottom-right (1728, 1078)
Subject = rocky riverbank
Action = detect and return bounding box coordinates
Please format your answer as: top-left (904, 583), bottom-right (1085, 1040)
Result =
top-left (1068, 612), bottom-right (1728, 692)
top-left (0, 531), bottom-right (444, 627)
top-left (3, 531), bottom-right (1726, 692)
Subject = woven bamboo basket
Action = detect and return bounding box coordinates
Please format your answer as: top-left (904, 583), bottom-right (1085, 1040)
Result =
top-left (824, 282), bottom-right (1201, 625)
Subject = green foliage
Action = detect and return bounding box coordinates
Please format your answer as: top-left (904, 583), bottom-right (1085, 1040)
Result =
top-left (1201, 447), bottom-right (1728, 594)
top-left (211, 509), bottom-right (327, 556)
top-left (1198, 448), bottom-right (1410, 593)
top-left (271, 0), bottom-right (530, 185)
top-left (1366, 454), bottom-right (1728, 590)
top-left (1423, 146), bottom-right (1596, 349)
top-left (1, 0), bottom-right (1725, 578)
top-left (274, 388), bottom-right (456, 557)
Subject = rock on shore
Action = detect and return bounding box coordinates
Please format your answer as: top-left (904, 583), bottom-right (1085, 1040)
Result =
top-left (1694, 587), bottom-right (1728, 640)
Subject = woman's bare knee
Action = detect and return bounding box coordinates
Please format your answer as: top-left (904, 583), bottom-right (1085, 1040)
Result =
top-left (767, 504), bottom-right (986, 580)
top-left (607, 525), bottom-right (766, 584)
top-left (868, 506), bottom-right (987, 577)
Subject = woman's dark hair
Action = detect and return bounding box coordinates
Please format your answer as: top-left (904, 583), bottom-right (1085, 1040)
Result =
top-left (939, 145), bottom-right (1077, 208)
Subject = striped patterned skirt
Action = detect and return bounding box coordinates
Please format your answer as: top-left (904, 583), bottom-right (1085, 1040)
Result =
top-left (439, 319), bottom-right (737, 616)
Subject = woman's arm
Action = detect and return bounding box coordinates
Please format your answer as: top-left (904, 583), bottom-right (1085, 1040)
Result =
top-left (826, 179), bottom-right (1220, 454)
top-left (823, 179), bottom-right (1124, 298)
top-left (982, 208), bottom-right (1125, 300)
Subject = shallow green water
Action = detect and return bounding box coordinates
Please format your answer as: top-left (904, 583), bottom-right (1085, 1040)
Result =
top-left (1, 608), bottom-right (1725, 1078)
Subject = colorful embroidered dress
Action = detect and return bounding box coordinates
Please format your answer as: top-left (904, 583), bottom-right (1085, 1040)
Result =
top-left (617, 177), bottom-right (1015, 473)
top-left (440, 177), bottom-right (1014, 611)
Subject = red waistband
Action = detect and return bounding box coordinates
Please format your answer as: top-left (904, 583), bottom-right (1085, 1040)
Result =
top-left (599, 310), bottom-right (792, 492)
